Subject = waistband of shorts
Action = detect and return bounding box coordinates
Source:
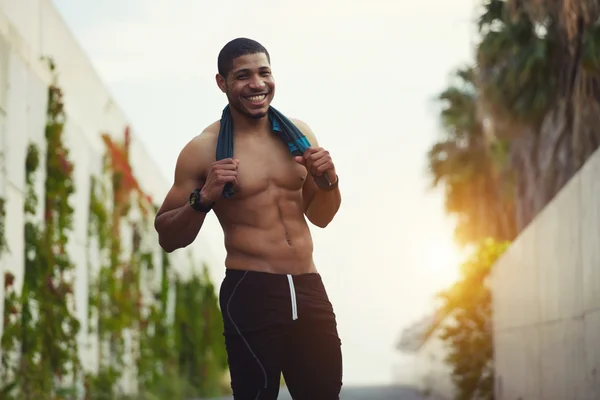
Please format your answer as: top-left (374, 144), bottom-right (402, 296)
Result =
top-left (225, 267), bottom-right (322, 281)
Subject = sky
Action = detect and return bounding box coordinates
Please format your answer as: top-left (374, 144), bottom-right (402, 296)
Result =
top-left (52, 0), bottom-right (478, 386)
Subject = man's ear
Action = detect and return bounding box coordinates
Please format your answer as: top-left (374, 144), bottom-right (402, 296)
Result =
top-left (216, 74), bottom-right (227, 93)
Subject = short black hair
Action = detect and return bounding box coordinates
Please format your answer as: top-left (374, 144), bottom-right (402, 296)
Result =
top-left (217, 37), bottom-right (271, 78)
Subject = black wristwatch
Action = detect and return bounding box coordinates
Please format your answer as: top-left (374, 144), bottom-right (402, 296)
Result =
top-left (314, 174), bottom-right (339, 191)
top-left (189, 189), bottom-right (214, 213)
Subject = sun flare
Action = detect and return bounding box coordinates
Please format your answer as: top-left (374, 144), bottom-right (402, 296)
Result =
top-left (426, 236), bottom-right (464, 282)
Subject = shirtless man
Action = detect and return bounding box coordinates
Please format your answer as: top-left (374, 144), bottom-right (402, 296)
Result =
top-left (154, 38), bottom-right (343, 399)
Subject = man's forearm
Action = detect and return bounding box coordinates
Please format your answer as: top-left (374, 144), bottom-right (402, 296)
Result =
top-left (155, 204), bottom-right (208, 252)
top-left (306, 187), bottom-right (341, 228)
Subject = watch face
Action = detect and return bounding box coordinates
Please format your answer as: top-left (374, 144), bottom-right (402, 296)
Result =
top-left (190, 191), bottom-right (198, 205)
top-left (189, 189), bottom-right (211, 212)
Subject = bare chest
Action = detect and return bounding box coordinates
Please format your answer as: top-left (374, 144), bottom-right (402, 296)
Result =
top-left (231, 134), bottom-right (307, 198)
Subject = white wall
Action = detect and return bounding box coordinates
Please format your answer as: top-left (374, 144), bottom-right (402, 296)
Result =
top-left (0, 0), bottom-right (221, 392)
top-left (491, 146), bottom-right (600, 399)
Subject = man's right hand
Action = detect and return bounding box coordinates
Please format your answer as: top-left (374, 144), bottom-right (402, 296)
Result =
top-left (200, 158), bottom-right (239, 203)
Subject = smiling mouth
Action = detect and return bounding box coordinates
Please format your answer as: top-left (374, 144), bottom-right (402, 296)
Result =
top-left (244, 93), bottom-right (268, 104)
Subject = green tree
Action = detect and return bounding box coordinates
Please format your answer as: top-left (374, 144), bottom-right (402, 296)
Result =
top-left (428, 67), bottom-right (517, 246)
top-left (434, 240), bottom-right (509, 400)
top-left (476, 0), bottom-right (600, 230)
top-left (431, 0), bottom-right (600, 242)
top-left (423, 2), bottom-right (600, 399)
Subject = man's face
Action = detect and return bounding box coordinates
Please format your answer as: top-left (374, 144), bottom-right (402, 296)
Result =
top-left (217, 52), bottom-right (275, 119)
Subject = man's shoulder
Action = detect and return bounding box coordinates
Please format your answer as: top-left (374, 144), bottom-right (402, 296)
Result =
top-left (197, 120), bottom-right (221, 142)
top-left (179, 121), bottom-right (220, 161)
top-left (185, 121), bottom-right (220, 148)
top-left (290, 118), bottom-right (309, 131)
top-left (203, 120), bottom-right (221, 135)
top-left (290, 118), bottom-right (317, 143)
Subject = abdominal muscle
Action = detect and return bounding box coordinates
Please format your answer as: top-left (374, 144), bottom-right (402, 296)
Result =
top-left (216, 188), bottom-right (317, 275)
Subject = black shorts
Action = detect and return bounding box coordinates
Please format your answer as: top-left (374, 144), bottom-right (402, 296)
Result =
top-left (219, 268), bottom-right (343, 399)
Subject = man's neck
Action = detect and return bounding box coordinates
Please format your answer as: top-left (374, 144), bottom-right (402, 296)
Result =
top-left (230, 106), bottom-right (271, 134)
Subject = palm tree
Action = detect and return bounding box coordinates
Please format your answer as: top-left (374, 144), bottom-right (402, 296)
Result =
top-left (420, 3), bottom-right (600, 399)
top-left (428, 67), bottom-right (517, 247)
top-left (476, 0), bottom-right (600, 230)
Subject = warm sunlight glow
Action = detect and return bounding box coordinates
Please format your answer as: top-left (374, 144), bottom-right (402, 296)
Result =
top-left (426, 237), bottom-right (463, 282)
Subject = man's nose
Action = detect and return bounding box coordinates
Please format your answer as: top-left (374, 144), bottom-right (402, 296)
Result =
top-left (248, 75), bottom-right (266, 89)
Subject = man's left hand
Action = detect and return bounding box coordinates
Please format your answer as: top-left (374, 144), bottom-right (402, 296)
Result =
top-left (294, 147), bottom-right (337, 184)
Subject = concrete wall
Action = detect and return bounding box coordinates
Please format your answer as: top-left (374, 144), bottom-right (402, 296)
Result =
top-left (491, 147), bottom-right (600, 399)
top-left (0, 0), bottom-right (220, 393)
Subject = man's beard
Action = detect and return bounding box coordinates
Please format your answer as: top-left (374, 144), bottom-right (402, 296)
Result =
top-left (226, 84), bottom-right (270, 119)
top-left (248, 110), bottom-right (268, 119)
top-left (229, 97), bottom-right (269, 119)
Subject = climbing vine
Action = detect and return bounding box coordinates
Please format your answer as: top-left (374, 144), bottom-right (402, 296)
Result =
top-left (171, 265), bottom-right (228, 397)
top-left (86, 128), bottom-right (228, 399)
top-left (86, 127), bottom-right (152, 397)
top-left (1, 61), bottom-right (228, 400)
top-left (0, 197), bottom-right (6, 256)
top-left (1, 63), bottom-right (80, 399)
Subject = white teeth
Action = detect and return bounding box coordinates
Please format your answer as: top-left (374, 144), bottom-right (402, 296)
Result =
top-left (246, 94), bottom-right (266, 102)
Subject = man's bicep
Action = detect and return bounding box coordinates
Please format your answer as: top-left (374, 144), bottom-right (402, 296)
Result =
top-left (157, 139), bottom-right (206, 215)
top-left (301, 173), bottom-right (318, 213)
top-left (157, 177), bottom-right (201, 216)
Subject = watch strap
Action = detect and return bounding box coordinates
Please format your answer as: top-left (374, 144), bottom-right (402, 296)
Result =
top-left (315, 174), bottom-right (339, 191)
top-left (190, 189), bottom-right (214, 212)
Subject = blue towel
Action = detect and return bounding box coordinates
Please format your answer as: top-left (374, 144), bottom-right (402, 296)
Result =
top-left (215, 105), bottom-right (313, 198)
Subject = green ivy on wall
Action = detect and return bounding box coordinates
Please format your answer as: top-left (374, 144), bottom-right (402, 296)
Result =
top-left (1, 61), bottom-right (228, 400)
top-left (171, 265), bottom-right (228, 397)
top-left (1, 65), bottom-right (80, 399)
top-left (0, 197), bottom-right (7, 255)
top-left (86, 131), bottom-right (229, 399)
top-left (86, 129), bottom-right (157, 398)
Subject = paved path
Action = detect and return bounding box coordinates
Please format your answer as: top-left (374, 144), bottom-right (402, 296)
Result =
top-left (203, 385), bottom-right (424, 399)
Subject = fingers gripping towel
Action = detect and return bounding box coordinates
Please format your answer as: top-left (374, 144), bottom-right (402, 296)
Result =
top-left (215, 105), bottom-right (312, 198)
